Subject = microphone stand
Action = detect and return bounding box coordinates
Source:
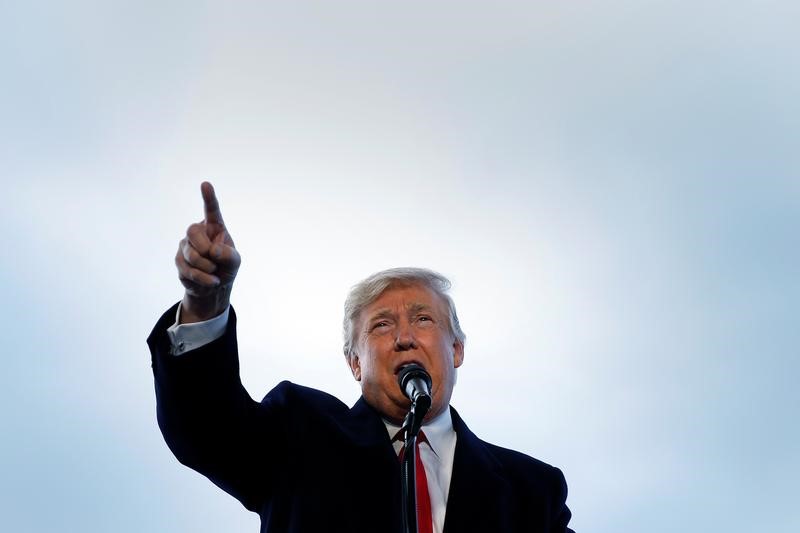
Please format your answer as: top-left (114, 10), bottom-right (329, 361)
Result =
top-left (400, 396), bottom-right (430, 533)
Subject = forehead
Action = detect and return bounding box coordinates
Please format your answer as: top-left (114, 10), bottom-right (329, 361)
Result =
top-left (361, 283), bottom-right (446, 317)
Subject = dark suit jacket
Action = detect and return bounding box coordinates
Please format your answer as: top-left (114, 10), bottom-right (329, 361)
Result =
top-left (149, 303), bottom-right (574, 532)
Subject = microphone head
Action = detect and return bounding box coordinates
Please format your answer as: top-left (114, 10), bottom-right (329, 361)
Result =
top-left (397, 364), bottom-right (433, 421)
top-left (397, 363), bottom-right (432, 397)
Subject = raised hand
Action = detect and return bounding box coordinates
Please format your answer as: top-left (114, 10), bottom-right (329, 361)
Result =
top-left (175, 182), bottom-right (241, 323)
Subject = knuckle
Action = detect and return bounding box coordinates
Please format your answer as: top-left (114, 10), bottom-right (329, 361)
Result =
top-left (190, 237), bottom-right (210, 254)
top-left (175, 254), bottom-right (188, 270)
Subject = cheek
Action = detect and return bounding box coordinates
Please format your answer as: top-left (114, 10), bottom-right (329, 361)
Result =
top-left (358, 353), bottom-right (385, 381)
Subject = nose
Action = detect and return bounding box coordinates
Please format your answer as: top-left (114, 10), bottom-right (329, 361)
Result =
top-left (394, 323), bottom-right (418, 351)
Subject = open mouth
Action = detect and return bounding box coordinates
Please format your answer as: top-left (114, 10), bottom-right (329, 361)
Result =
top-left (393, 360), bottom-right (425, 375)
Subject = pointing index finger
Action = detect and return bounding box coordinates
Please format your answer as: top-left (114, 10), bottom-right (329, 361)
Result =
top-left (201, 181), bottom-right (224, 225)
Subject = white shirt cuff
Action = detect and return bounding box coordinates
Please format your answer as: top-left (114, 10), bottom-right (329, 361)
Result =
top-left (166, 304), bottom-right (230, 356)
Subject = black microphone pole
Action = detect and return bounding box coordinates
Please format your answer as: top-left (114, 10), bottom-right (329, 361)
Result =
top-left (397, 365), bottom-right (432, 533)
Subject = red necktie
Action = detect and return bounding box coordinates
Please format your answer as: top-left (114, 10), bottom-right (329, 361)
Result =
top-left (397, 431), bottom-right (433, 533)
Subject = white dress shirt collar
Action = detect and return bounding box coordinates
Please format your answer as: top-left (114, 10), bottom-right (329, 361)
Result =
top-left (383, 407), bottom-right (454, 455)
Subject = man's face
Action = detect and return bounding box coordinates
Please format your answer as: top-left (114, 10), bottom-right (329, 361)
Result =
top-left (348, 283), bottom-right (464, 424)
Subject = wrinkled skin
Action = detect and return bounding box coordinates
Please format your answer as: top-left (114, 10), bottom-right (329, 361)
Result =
top-left (348, 284), bottom-right (464, 424)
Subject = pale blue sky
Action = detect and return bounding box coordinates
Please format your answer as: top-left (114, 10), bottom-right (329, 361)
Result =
top-left (2, 2), bottom-right (798, 532)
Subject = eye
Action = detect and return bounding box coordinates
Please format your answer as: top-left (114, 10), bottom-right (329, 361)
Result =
top-left (416, 315), bottom-right (433, 323)
top-left (370, 321), bottom-right (390, 331)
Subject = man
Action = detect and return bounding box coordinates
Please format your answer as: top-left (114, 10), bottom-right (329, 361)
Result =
top-left (148, 182), bottom-right (574, 533)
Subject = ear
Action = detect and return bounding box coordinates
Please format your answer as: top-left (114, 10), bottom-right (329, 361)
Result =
top-left (347, 353), bottom-right (362, 381)
top-left (452, 340), bottom-right (464, 369)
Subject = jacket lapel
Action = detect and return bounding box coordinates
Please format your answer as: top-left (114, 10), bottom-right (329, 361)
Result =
top-left (443, 407), bottom-right (513, 532)
top-left (346, 397), bottom-right (405, 533)
top-left (346, 396), bottom-right (398, 451)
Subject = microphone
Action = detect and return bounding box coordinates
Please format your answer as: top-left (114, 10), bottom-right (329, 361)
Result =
top-left (397, 364), bottom-right (432, 412)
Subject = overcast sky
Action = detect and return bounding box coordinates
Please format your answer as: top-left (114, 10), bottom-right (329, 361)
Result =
top-left (2, 2), bottom-right (798, 532)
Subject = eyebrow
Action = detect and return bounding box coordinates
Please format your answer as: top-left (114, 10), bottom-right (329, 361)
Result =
top-left (366, 303), bottom-right (434, 322)
top-left (408, 303), bottom-right (433, 314)
top-left (367, 309), bottom-right (395, 321)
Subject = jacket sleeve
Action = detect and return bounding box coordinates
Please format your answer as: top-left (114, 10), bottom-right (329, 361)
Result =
top-left (550, 466), bottom-right (575, 533)
top-left (147, 303), bottom-right (287, 513)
